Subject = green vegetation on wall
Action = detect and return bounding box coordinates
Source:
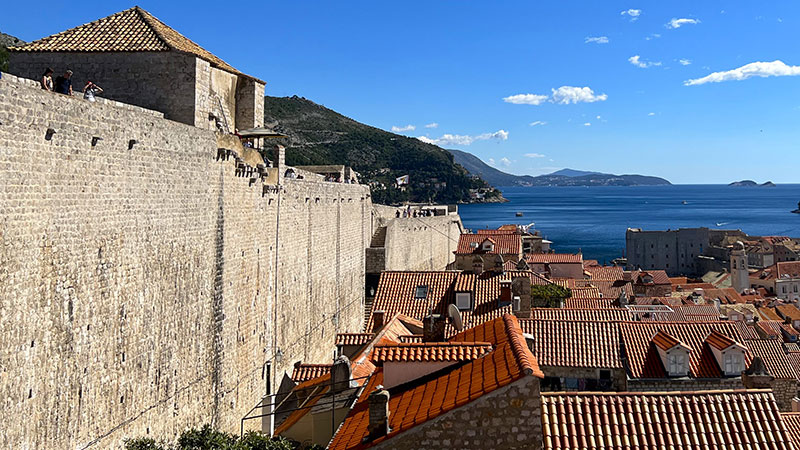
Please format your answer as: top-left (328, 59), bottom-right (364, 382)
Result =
top-left (125, 425), bottom-right (322, 450)
top-left (531, 284), bottom-right (572, 308)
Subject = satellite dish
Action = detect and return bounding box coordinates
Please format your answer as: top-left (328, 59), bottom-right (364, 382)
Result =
top-left (448, 304), bottom-right (464, 332)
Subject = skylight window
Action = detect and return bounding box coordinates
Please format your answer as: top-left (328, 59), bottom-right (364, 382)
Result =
top-left (414, 285), bottom-right (428, 299)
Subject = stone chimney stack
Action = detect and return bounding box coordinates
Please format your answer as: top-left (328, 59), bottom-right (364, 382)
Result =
top-left (511, 276), bottom-right (532, 318)
top-left (742, 357), bottom-right (774, 389)
top-left (422, 314), bottom-right (445, 342)
top-left (330, 355), bottom-right (352, 394)
top-left (274, 145), bottom-right (285, 183)
top-left (500, 280), bottom-right (512, 306)
top-left (367, 387), bottom-right (391, 440)
top-left (471, 256), bottom-right (484, 274)
top-left (372, 310), bottom-right (386, 333)
top-left (492, 254), bottom-right (504, 273)
top-left (792, 398), bottom-right (800, 413)
top-left (617, 288), bottom-right (629, 307)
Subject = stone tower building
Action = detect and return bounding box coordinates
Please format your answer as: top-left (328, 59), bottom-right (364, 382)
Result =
top-left (8, 6), bottom-right (265, 131)
top-left (731, 241), bottom-right (750, 293)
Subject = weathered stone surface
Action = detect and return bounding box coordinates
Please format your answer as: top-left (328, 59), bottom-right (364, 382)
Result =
top-left (0, 74), bottom-right (369, 448)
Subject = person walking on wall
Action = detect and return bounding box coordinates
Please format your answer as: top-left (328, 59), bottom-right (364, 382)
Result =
top-left (54, 69), bottom-right (73, 95)
top-left (41, 68), bottom-right (54, 91)
top-left (83, 81), bottom-right (103, 102)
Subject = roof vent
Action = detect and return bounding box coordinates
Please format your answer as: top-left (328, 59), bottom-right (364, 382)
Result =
top-left (366, 386), bottom-right (391, 441)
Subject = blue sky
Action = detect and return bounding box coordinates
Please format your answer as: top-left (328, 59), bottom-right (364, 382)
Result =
top-left (4, 1), bottom-right (800, 184)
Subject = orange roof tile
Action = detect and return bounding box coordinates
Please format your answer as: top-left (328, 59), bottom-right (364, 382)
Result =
top-left (291, 364), bottom-right (331, 383)
top-left (521, 320), bottom-right (623, 369)
top-left (370, 342), bottom-right (492, 363)
top-left (785, 343), bottom-right (800, 353)
top-left (9, 7), bottom-right (259, 81)
top-left (620, 321), bottom-right (751, 378)
top-left (336, 333), bottom-right (374, 346)
top-left (744, 339), bottom-right (799, 380)
top-left (759, 306), bottom-right (785, 322)
top-left (651, 329), bottom-right (685, 351)
top-left (525, 253), bottom-right (583, 264)
top-left (455, 233), bottom-right (521, 255)
top-left (705, 329), bottom-right (740, 350)
top-left (632, 304), bottom-right (721, 322)
top-left (528, 308), bottom-right (632, 322)
top-left (563, 297), bottom-right (616, 309)
top-left (777, 304), bottom-right (800, 321)
top-left (542, 390), bottom-right (795, 450)
top-left (635, 270), bottom-right (671, 285)
top-left (591, 280), bottom-right (634, 299)
top-left (329, 315), bottom-right (542, 450)
top-left (585, 265), bottom-right (624, 281)
top-left (782, 413), bottom-right (800, 449)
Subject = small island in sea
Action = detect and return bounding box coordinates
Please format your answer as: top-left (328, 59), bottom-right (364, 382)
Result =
top-left (728, 180), bottom-right (776, 187)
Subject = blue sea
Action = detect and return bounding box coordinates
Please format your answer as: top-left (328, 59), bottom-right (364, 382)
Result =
top-left (458, 185), bottom-right (800, 264)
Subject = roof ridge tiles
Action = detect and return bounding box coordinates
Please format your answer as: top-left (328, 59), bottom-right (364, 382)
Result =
top-left (501, 314), bottom-right (544, 378)
top-left (541, 388), bottom-right (774, 397)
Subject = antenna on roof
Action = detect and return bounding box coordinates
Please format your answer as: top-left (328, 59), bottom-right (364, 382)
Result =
top-left (448, 304), bottom-right (464, 332)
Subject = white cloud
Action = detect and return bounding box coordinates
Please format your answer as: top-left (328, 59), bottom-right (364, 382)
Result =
top-left (488, 158), bottom-right (496, 165)
top-left (629, 55), bottom-right (662, 68)
top-left (667, 18), bottom-right (700, 29)
top-left (391, 124), bottom-right (415, 132)
top-left (503, 93), bottom-right (549, 105)
top-left (416, 130), bottom-right (508, 146)
top-left (645, 33), bottom-right (661, 40)
top-left (596, 115), bottom-right (602, 119)
top-left (679, 59), bottom-right (692, 66)
top-left (621, 9), bottom-right (641, 21)
top-left (499, 157), bottom-right (512, 167)
top-left (529, 120), bottom-right (547, 127)
top-left (647, 112), bottom-right (656, 116)
top-left (424, 122), bottom-right (438, 129)
top-left (524, 153), bottom-right (546, 158)
top-left (684, 60), bottom-right (800, 86)
top-left (583, 122), bottom-right (592, 127)
top-left (550, 86), bottom-right (608, 104)
top-left (585, 36), bottom-right (609, 44)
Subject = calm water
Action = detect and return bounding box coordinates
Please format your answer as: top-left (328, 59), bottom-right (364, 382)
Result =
top-left (458, 185), bottom-right (800, 264)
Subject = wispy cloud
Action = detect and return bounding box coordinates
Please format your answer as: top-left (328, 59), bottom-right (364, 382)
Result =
top-left (524, 153), bottom-right (546, 158)
top-left (585, 36), bottom-right (609, 44)
top-left (529, 120), bottom-right (547, 127)
top-left (583, 122), bottom-right (592, 127)
top-left (629, 55), bottom-right (661, 68)
top-left (684, 60), bottom-right (800, 86)
top-left (679, 59), bottom-right (692, 66)
top-left (391, 124), bottom-right (415, 132)
top-left (503, 93), bottom-right (549, 105)
top-left (647, 112), bottom-right (656, 116)
top-left (424, 122), bottom-right (438, 129)
top-left (550, 86), bottom-right (608, 104)
top-left (666, 18), bottom-right (700, 29)
top-left (621, 9), bottom-right (641, 21)
top-left (645, 33), bottom-right (661, 40)
top-left (417, 130), bottom-right (509, 146)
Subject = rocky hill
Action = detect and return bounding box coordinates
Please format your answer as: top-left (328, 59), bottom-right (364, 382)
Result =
top-left (262, 96), bottom-right (503, 204)
top-left (448, 149), bottom-right (670, 187)
top-left (0, 32), bottom-right (24, 72)
top-left (729, 180), bottom-right (776, 187)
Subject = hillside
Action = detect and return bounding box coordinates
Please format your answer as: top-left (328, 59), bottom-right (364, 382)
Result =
top-left (0, 32), bottom-right (24, 72)
top-left (448, 149), bottom-right (670, 187)
top-left (262, 96), bottom-right (503, 204)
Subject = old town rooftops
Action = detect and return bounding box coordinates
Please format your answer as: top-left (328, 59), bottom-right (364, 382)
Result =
top-left (525, 253), bottom-right (583, 264)
top-left (370, 341), bottom-right (493, 363)
top-left (521, 319), bottom-right (623, 369)
top-left (541, 390), bottom-right (795, 450)
top-left (455, 233), bottom-right (521, 255)
top-left (9, 6), bottom-right (262, 82)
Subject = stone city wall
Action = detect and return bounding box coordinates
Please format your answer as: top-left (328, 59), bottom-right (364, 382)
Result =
top-left (382, 215), bottom-right (461, 271)
top-left (0, 74), bottom-right (368, 449)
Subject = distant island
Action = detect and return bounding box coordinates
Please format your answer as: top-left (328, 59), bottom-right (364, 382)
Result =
top-left (728, 180), bottom-right (776, 187)
top-left (448, 149), bottom-right (671, 187)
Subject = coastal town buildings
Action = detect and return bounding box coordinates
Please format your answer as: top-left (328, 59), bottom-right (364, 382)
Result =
top-left (751, 262), bottom-right (800, 302)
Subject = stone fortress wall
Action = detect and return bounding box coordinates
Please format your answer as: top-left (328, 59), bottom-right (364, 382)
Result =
top-left (0, 73), bottom-right (370, 448)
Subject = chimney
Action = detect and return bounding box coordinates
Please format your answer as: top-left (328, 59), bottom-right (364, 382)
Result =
top-left (330, 355), bottom-right (353, 394)
top-left (471, 256), bottom-right (484, 274)
top-left (500, 280), bottom-right (512, 306)
top-left (366, 387), bottom-right (391, 440)
top-left (274, 145), bottom-right (285, 183)
top-left (422, 314), bottom-right (445, 342)
top-left (372, 310), bottom-right (386, 333)
top-left (492, 254), bottom-right (504, 273)
top-left (511, 276), bottom-right (532, 318)
top-left (617, 288), bottom-right (629, 307)
top-left (792, 398), bottom-right (800, 413)
top-left (742, 357), bottom-right (774, 389)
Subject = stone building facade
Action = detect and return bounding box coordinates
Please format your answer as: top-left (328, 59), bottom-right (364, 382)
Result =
top-left (0, 74), bottom-right (368, 448)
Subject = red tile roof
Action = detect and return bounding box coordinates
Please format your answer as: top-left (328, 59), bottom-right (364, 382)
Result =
top-left (778, 304), bottom-right (800, 321)
top-left (759, 306), bottom-right (785, 322)
top-left (455, 233), bottom-right (521, 255)
top-left (591, 280), bottom-right (634, 299)
top-left (781, 413), bottom-right (800, 449)
top-left (563, 297), bottom-right (616, 309)
top-left (541, 390), bottom-right (795, 450)
top-left (291, 364), bottom-right (331, 383)
top-left (370, 342), bottom-right (492, 363)
top-left (651, 330), bottom-right (686, 351)
top-left (744, 339), bottom-right (799, 380)
top-left (566, 286), bottom-right (603, 300)
top-left (336, 333), bottom-right (374, 346)
top-left (635, 270), bottom-right (671, 285)
top-left (703, 287), bottom-right (746, 304)
top-left (785, 343), bottom-right (800, 353)
top-left (632, 304), bottom-right (721, 322)
top-left (476, 228), bottom-right (519, 234)
top-left (619, 321), bottom-right (751, 379)
top-left (757, 321), bottom-right (800, 341)
top-left (526, 253), bottom-right (583, 264)
top-left (705, 329), bottom-right (740, 350)
top-left (521, 320), bottom-right (623, 369)
top-left (528, 308), bottom-right (632, 322)
top-left (585, 265), bottom-right (624, 281)
top-left (329, 315), bottom-right (543, 450)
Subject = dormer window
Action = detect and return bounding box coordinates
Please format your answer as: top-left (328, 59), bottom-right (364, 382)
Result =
top-left (481, 239), bottom-right (495, 252)
top-left (667, 353), bottom-right (687, 376)
top-left (652, 330), bottom-right (691, 377)
top-left (723, 352), bottom-right (744, 375)
top-left (414, 285), bottom-right (428, 299)
top-left (455, 292), bottom-right (472, 310)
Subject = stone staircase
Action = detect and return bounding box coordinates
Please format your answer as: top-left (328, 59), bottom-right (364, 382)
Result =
top-left (370, 225), bottom-right (387, 248)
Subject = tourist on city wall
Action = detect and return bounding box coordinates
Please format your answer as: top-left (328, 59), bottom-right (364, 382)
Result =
top-left (83, 81), bottom-right (103, 102)
top-left (40, 68), bottom-right (54, 91)
top-left (54, 69), bottom-right (73, 95)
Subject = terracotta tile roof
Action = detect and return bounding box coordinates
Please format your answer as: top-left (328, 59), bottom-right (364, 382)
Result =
top-left (367, 270), bottom-right (554, 335)
top-left (370, 342), bottom-right (492, 363)
top-left (589, 279), bottom-right (633, 299)
top-left (757, 321), bottom-right (787, 339)
top-left (734, 322), bottom-right (762, 340)
top-left (563, 297), bottom-right (616, 309)
top-left (583, 259), bottom-right (600, 268)
top-left (651, 329), bottom-right (687, 351)
top-left (329, 315), bottom-right (543, 450)
top-left (669, 276), bottom-right (689, 285)
top-left (673, 282), bottom-right (717, 291)
top-left (785, 343), bottom-right (800, 353)
top-left (525, 253), bottom-right (583, 264)
top-left (778, 261), bottom-right (800, 278)
top-left (788, 353), bottom-right (800, 373)
top-left (759, 306), bottom-right (785, 322)
top-left (455, 233), bottom-right (521, 255)
top-left (632, 304), bottom-right (721, 322)
top-left (336, 333), bottom-right (374, 346)
top-left (541, 390), bottom-right (795, 450)
top-left (397, 335), bottom-right (423, 343)
top-left (566, 286), bottom-right (603, 300)
top-left (777, 304), bottom-right (800, 321)
top-left (291, 364), bottom-right (331, 383)
top-left (744, 339), bottom-right (799, 380)
top-left (635, 270), bottom-right (671, 285)
top-left (705, 329), bottom-right (741, 350)
top-left (719, 303), bottom-right (757, 319)
top-left (781, 413), bottom-right (800, 449)
top-left (476, 228), bottom-right (518, 234)
top-left (9, 7), bottom-right (258, 81)
top-left (619, 321), bottom-right (751, 378)
top-left (521, 320), bottom-right (623, 369)
top-left (528, 308), bottom-right (632, 322)
top-left (585, 265), bottom-right (624, 281)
